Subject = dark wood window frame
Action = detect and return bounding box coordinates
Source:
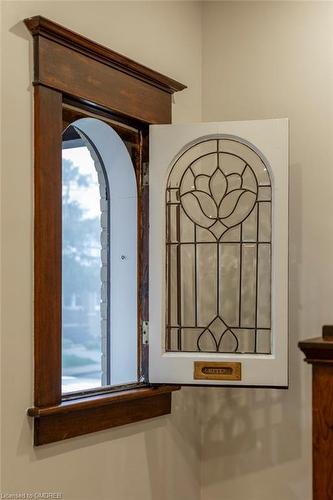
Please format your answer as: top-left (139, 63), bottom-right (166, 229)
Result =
top-left (24, 15), bottom-right (186, 446)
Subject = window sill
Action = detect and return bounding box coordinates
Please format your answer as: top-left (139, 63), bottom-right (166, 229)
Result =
top-left (27, 385), bottom-right (180, 445)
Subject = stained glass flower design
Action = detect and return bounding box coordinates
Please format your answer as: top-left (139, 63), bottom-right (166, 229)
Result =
top-left (180, 164), bottom-right (257, 239)
top-left (166, 138), bottom-right (272, 355)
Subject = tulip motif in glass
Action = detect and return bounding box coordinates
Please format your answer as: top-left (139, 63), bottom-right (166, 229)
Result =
top-left (166, 138), bottom-right (272, 354)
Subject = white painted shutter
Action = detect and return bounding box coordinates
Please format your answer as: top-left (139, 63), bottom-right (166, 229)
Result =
top-left (149, 119), bottom-right (288, 387)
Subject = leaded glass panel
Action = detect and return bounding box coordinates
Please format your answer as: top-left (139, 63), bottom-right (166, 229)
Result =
top-left (166, 138), bottom-right (272, 354)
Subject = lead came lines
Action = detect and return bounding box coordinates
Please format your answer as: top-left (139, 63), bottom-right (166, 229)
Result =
top-left (166, 137), bottom-right (272, 354)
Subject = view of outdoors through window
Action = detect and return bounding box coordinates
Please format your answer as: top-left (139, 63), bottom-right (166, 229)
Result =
top-left (62, 141), bottom-right (104, 393)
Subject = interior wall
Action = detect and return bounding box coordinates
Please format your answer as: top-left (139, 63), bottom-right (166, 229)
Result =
top-left (0, 2), bottom-right (202, 499)
top-left (201, 2), bottom-right (333, 500)
top-left (2, 2), bottom-right (332, 500)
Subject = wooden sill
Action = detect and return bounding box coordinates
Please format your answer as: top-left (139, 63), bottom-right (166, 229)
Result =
top-left (27, 385), bottom-right (180, 445)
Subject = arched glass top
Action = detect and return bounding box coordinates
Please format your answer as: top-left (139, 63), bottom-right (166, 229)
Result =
top-left (166, 137), bottom-right (272, 354)
top-left (62, 118), bottom-right (138, 393)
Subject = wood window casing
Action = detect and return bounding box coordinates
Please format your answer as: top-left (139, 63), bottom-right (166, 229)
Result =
top-left (24, 16), bottom-right (185, 445)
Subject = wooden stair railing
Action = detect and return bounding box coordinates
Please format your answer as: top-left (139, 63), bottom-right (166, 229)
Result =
top-left (299, 326), bottom-right (333, 500)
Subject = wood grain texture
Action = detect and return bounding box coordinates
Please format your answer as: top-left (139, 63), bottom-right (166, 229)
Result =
top-left (323, 325), bottom-right (333, 341)
top-left (62, 104), bottom-right (140, 142)
top-left (25, 15), bottom-right (184, 445)
top-left (34, 85), bottom-right (62, 408)
top-left (312, 364), bottom-right (333, 500)
top-left (34, 392), bottom-right (173, 445)
top-left (299, 337), bottom-right (333, 500)
top-left (35, 37), bottom-right (172, 124)
top-left (28, 385), bottom-right (180, 417)
top-left (24, 15), bottom-right (186, 94)
top-left (140, 128), bottom-right (150, 382)
top-left (299, 337), bottom-right (333, 364)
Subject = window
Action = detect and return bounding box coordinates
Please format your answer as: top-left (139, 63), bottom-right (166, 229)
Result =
top-left (62, 118), bottom-right (138, 393)
top-left (149, 121), bottom-right (288, 387)
top-left (62, 126), bottom-right (106, 393)
top-left (25, 15), bottom-right (184, 445)
top-left (25, 16), bottom-right (288, 445)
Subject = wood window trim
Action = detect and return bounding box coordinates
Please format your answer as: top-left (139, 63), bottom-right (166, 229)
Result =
top-left (28, 386), bottom-right (181, 446)
top-left (24, 15), bottom-right (185, 446)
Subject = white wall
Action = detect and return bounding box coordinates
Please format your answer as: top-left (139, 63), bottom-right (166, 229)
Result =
top-left (2, 2), bottom-right (332, 500)
top-left (201, 2), bottom-right (333, 499)
top-left (1, 2), bottom-right (202, 499)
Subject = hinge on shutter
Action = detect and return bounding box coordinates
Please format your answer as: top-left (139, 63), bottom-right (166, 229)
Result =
top-left (142, 162), bottom-right (149, 187)
top-left (142, 320), bottom-right (149, 345)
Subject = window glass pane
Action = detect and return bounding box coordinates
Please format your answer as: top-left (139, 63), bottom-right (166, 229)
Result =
top-left (62, 139), bottom-right (105, 393)
top-left (166, 137), bottom-right (272, 354)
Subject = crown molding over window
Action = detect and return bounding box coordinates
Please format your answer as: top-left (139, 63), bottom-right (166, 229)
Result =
top-left (24, 16), bottom-right (186, 124)
top-left (24, 16), bottom-right (186, 95)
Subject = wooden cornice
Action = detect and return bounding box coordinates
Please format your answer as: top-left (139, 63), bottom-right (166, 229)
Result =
top-left (298, 337), bottom-right (333, 364)
top-left (24, 16), bottom-right (186, 94)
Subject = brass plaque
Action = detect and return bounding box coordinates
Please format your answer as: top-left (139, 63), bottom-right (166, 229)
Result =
top-left (194, 361), bottom-right (241, 381)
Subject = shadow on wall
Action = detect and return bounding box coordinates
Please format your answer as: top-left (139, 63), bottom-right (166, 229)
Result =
top-left (200, 383), bottom-right (301, 484)
top-left (145, 387), bottom-right (201, 500)
top-left (199, 162), bottom-right (309, 487)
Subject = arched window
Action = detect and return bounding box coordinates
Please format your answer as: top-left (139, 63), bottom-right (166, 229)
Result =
top-left (165, 137), bottom-right (272, 355)
top-left (26, 16), bottom-right (185, 445)
top-left (62, 118), bottom-right (138, 393)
